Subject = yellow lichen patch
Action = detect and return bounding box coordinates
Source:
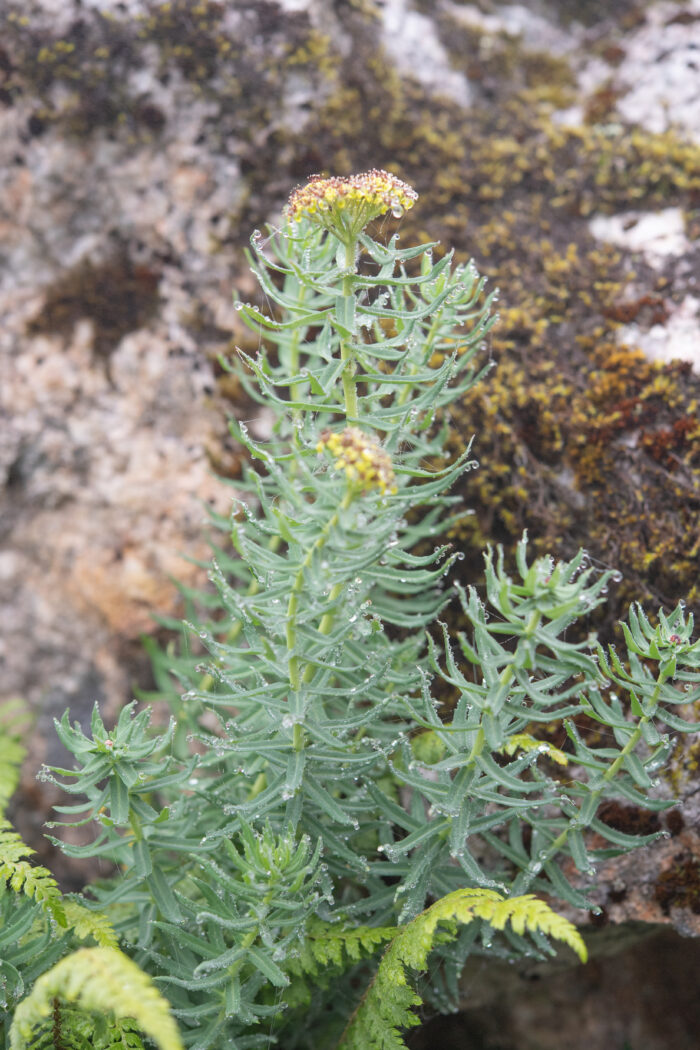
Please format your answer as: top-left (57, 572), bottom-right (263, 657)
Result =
top-left (317, 427), bottom-right (397, 495)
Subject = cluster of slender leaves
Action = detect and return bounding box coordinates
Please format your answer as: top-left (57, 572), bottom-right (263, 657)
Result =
top-left (0, 705), bottom-right (161, 1050)
top-left (4, 203), bottom-right (700, 1050)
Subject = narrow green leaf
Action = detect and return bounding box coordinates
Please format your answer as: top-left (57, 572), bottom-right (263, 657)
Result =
top-left (109, 776), bottom-right (130, 825)
top-left (146, 868), bottom-right (182, 923)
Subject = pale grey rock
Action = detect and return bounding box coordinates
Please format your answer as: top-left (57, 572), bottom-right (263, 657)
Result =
top-left (554, 0), bottom-right (700, 141)
top-left (380, 0), bottom-right (473, 106)
top-left (444, 0), bottom-right (579, 55)
top-left (589, 208), bottom-right (690, 266)
top-left (618, 295), bottom-right (700, 368)
top-left (588, 210), bottom-right (700, 368)
top-left (614, 0), bottom-right (700, 140)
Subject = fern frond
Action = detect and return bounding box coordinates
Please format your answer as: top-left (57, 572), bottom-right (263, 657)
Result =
top-left (0, 821), bottom-right (65, 925)
top-left (15, 1002), bottom-right (95, 1050)
top-left (9, 948), bottom-right (183, 1050)
top-left (425, 890), bottom-right (587, 959)
top-left (337, 889), bottom-right (587, 1050)
top-left (0, 699), bottom-right (29, 816)
top-left (289, 921), bottom-right (396, 977)
top-left (104, 1017), bottom-right (147, 1050)
top-left (62, 899), bottom-right (119, 949)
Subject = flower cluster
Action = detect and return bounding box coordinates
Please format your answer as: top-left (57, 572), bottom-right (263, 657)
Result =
top-left (286, 169), bottom-right (417, 242)
top-left (316, 427), bottom-right (397, 495)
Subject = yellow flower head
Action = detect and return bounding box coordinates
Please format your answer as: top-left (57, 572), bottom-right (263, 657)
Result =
top-left (316, 427), bottom-right (397, 495)
top-left (286, 169), bottom-right (417, 242)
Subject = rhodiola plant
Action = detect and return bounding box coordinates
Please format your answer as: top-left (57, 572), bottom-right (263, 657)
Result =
top-left (2, 170), bottom-right (699, 1050)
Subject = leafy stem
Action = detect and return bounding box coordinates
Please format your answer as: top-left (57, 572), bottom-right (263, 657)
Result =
top-left (340, 240), bottom-right (359, 420)
top-left (286, 489), bottom-right (355, 749)
top-left (513, 665), bottom-right (671, 895)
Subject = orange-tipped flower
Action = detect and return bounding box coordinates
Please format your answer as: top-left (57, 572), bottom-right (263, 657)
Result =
top-left (287, 169), bottom-right (417, 242)
top-left (317, 427), bottom-right (397, 495)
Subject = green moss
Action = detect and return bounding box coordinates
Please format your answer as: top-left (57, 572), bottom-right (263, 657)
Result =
top-left (655, 857), bottom-right (700, 916)
top-left (665, 729), bottom-right (700, 796)
top-left (27, 249), bottom-right (161, 365)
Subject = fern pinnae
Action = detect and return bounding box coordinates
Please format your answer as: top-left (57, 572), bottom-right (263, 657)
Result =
top-left (104, 1017), bottom-right (147, 1050)
top-left (0, 821), bottom-right (66, 926)
top-left (61, 899), bottom-right (119, 950)
top-left (0, 700), bottom-right (29, 818)
top-left (9, 948), bottom-right (183, 1050)
top-left (287, 922), bottom-right (397, 979)
top-left (336, 889), bottom-right (587, 1050)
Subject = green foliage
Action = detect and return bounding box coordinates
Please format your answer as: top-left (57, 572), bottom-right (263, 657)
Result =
top-left (0, 709), bottom-right (137, 1048)
top-left (0, 822), bottom-right (65, 926)
top-left (289, 922), bottom-right (396, 979)
top-left (0, 819), bottom-right (117, 952)
top-left (338, 887), bottom-right (586, 1050)
top-left (0, 701), bottom-right (28, 818)
top-left (9, 948), bottom-right (182, 1050)
top-left (6, 172), bottom-right (700, 1049)
top-left (60, 901), bottom-right (119, 951)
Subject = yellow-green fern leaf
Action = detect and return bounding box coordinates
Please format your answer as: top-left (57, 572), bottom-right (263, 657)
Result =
top-left (0, 700), bottom-right (29, 816)
top-left (15, 1002), bottom-right (94, 1050)
top-left (424, 889), bottom-right (586, 961)
top-left (289, 920), bottom-right (396, 977)
top-left (0, 820), bottom-right (65, 925)
top-left (62, 899), bottom-right (119, 949)
top-left (105, 1017), bottom-right (146, 1050)
top-left (500, 733), bottom-right (568, 766)
top-left (10, 948), bottom-right (183, 1050)
top-left (337, 889), bottom-right (587, 1050)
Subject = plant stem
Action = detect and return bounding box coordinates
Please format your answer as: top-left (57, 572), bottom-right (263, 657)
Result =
top-left (286, 490), bottom-right (354, 749)
top-left (288, 281), bottom-right (307, 418)
top-left (340, 240), bottom-right (359, 420)
top-left (513, 669), bottom-right (669, 894)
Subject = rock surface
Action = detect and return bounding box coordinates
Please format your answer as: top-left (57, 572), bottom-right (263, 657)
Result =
top-left (1, 0), bottom-right (700, 1043)
top-left (415, 924), bottom-right (700, 1050)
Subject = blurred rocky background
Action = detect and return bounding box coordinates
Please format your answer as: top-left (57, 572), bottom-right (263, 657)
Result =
top-left (1, 0), bottom-right (699, 1046)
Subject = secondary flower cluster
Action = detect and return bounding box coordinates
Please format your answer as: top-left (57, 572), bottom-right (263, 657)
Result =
top-left (316, 427), bottom-right (397, 495)
top-left (286, 169), bottom-right (417, 241)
